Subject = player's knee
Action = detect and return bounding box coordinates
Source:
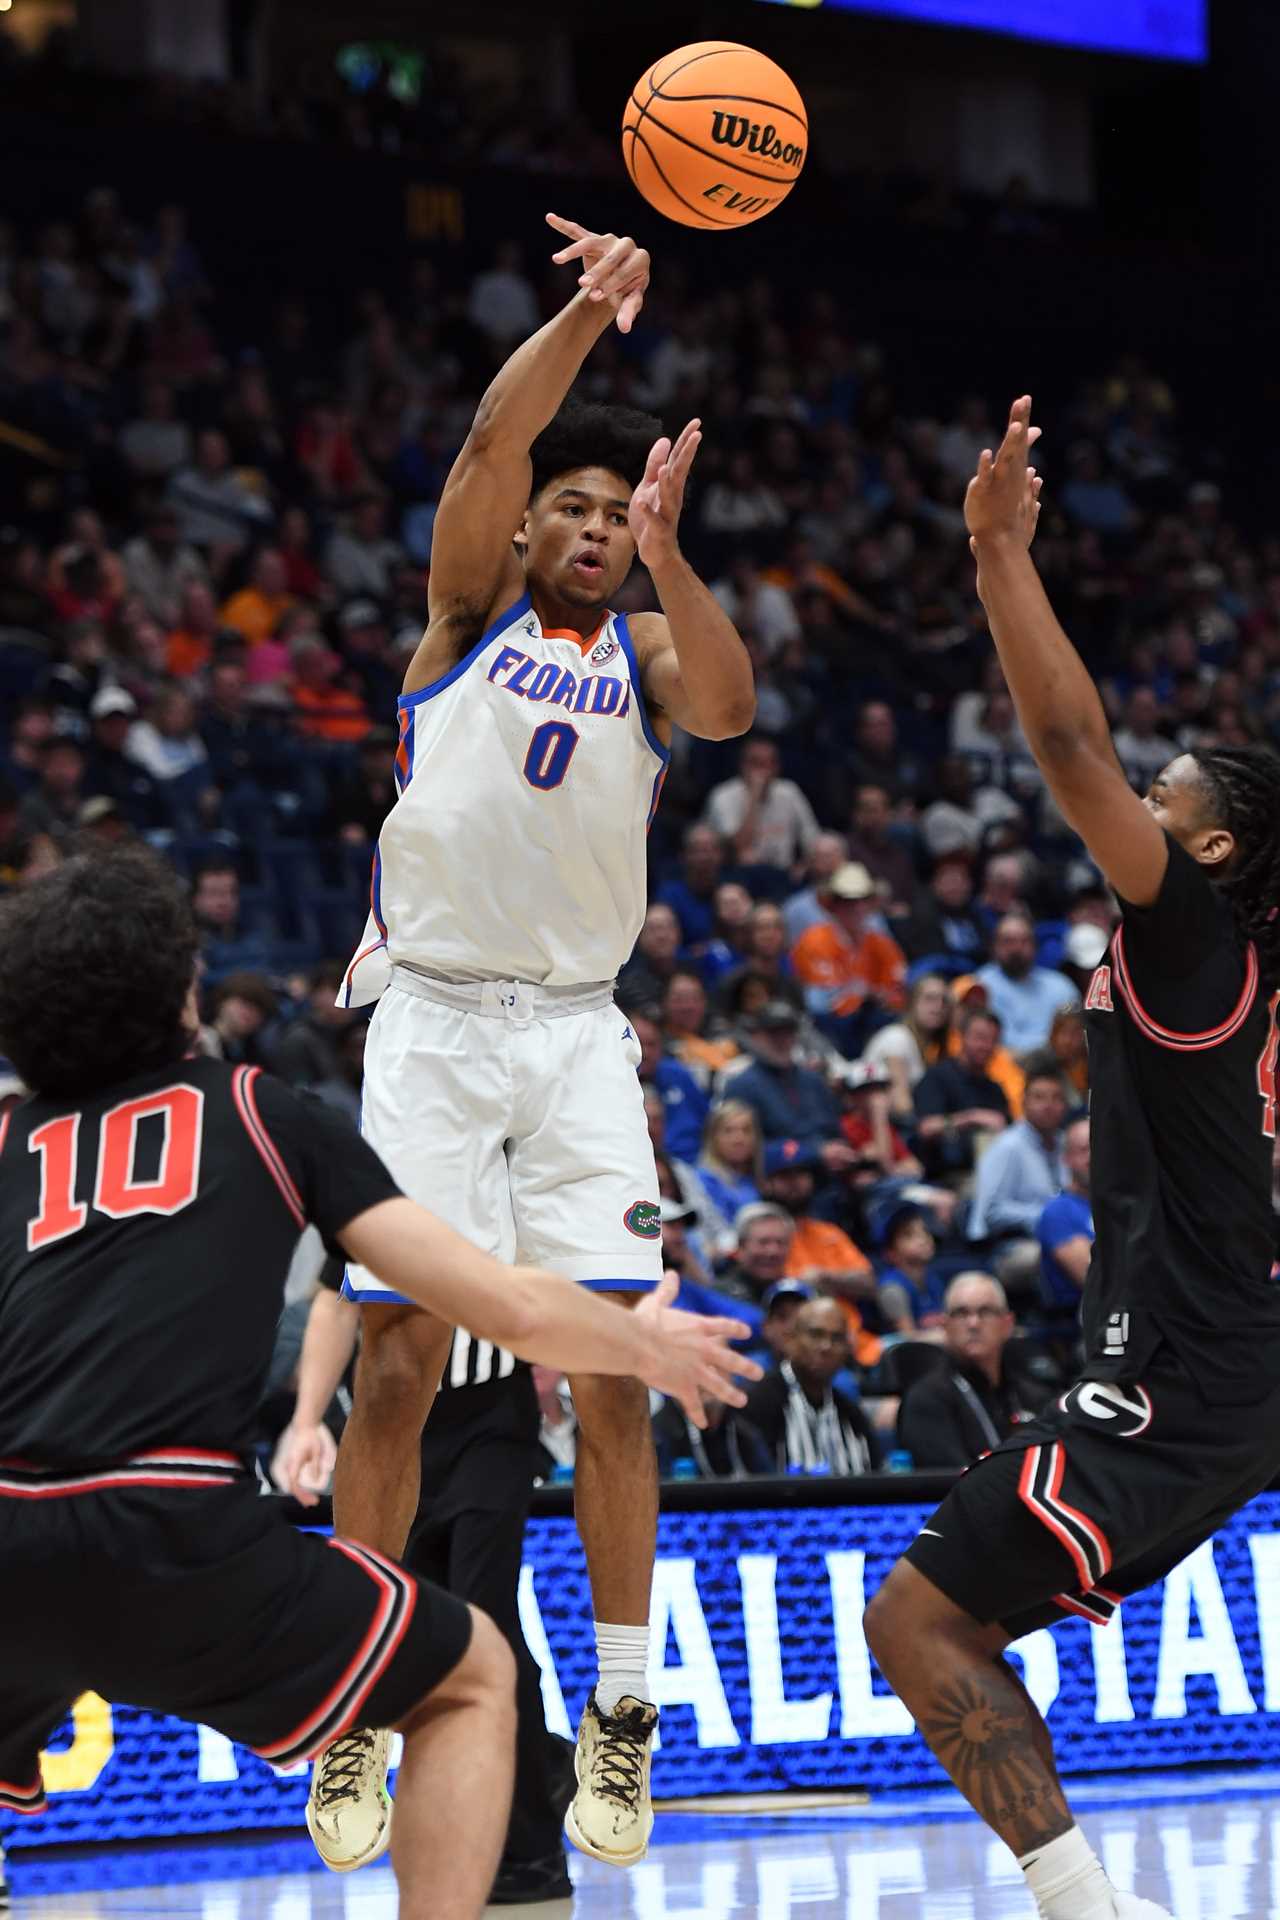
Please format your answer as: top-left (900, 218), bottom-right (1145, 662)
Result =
top-left (397, 1608), bottom-right (516, 1738)
top-left (572, 1369), bottom-right (652, 1447)
top-left (356, 1312), bottom-right (447, 1424)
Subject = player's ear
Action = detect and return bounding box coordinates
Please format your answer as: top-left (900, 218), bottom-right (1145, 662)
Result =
top-left (1194, 823), bottom-right (1235, 869)
top-left (513, 511), bottom-right (530, 559)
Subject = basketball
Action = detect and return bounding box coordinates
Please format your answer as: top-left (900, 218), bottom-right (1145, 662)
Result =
top-left (622, 41), bottom-right (807, 232)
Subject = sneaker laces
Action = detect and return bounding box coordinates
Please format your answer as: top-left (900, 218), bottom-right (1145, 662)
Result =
top-left (314, 1729), bottom-right (379, 1810)
top-left (589, 1707), bottom-right (650, 1809)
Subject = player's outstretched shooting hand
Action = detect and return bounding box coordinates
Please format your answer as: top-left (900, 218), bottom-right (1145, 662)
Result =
top-left (628, 419), bottom-right (702, 568)
top-left (964, 394), bottom-right (1044, 554)
top-left (633, 1271), bottom-right (763, 1428)
top-left (271, 1420), bottom-right (337, 1509)
top-left (546, 214), bottom-right (650, 334)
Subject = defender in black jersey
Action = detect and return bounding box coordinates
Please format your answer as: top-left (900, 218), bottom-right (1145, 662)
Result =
top-left (863, 399), bottom-right (1280, 1920)
top-left (0, 852), bottom-right (755, 1919)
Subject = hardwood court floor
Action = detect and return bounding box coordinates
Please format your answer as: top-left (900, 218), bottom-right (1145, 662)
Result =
top-left (10, 1771), bottom-right (1280, 1917)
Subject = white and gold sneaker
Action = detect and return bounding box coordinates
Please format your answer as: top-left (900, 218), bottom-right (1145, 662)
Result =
top-left (305, 1727), bottom-right (393, 1873)
top-left (564, 1691), bottom-right (657, 1868)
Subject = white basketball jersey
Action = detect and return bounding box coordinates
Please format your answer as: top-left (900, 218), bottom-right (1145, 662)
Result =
top-left (341, 592), bottom-right (669, 1005)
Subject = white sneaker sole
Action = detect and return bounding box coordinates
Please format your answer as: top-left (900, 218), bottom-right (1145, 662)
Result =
top-left (563, 1796), bottom-right (652, 1868)
top-left (305, 1799), bottom-right (393, 1875)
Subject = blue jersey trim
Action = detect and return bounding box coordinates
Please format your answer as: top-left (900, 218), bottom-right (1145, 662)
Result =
top-left (613, 613), bottom-right (672, 769)
top-left (341, 1272), bottom-right (412, 1306)
top-left (370, 845), bottom-right (386, 936)
top-left (578, 1275), bottom-right (662, 1293)
top-left (398, 592), bottom-right (534, 707)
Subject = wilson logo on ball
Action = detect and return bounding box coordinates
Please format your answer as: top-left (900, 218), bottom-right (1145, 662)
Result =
top-left (709, 114), bottom-right (805, 168)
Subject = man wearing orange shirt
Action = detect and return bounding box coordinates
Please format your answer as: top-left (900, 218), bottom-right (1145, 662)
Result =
top-left (791, 861), bottom-right (907, 1055)
top-left (220, 547), bottom-right (295, 649)
top-left (763, 1139), bottom-right (881, 1369)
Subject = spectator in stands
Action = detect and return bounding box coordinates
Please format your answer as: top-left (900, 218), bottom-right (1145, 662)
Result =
top-left (759, 1278), bottom-right (812, 1363)
top-left (703, 734), bottom-right (818, 874)
top-left (330, 726), bottom-right (397, 842)
top-left (972, 852), bottom-right (1030, 942)
top-left (467, 239), bottom-right (540, 347)
top-left (1112, 685), bottom-right (1178, 792)
top-left (913, 1003), bottom-right (1011, 1179)
top-left (618, 902), bottom-right (682, 1002)
top-left (290, 637), bottom-right (371, 743)
top-left (695, 1099), bottom-right (764, 1238)
top-left (167, 428), bottom-right (274, 554)
top-left (272, 961), bottom-right (357, 1087)
top-left (717, 1202), bottom-right (794, 1306)
top-left (122, 505), bottom-right (207, 629)
top-left (875, 1204), bottom-right (946, 1337)
top-left (761, 1140), bottom-right (882, 1371)
top-left (19, 737), bottom-right (86, 842)
top-left (967, 1067), bottom-right (1068, 1292)
top-left (631, 1006), bottom-right (709, 1162)
top-left (220, 547), bottom-right (295, 650)
top-left (1029, 1002), bottom-right (1089, 1102)
top-left (661, 970), bottom-right (741, 1086)
top-left (84, 687), bottom-right (165, 830)
top-left (651, 1385), bottom-right (772, 1480)
top-left (325, 491), bottom-right (404, 601)
top-left (201, 970), bottom-right (277, 1067)
top-left (743, 1297), bottom-right (881, 1474)
top-left (863, 973), bottom-right (954, 1122)
top-left (730, 1001), bottom-right (854, 1174)
top-left (711, 551), bottom-right (801, 657)
top-left (657, 822), bottom-right (724, 948)
top-left (2, 701), bottom-right (56, 796)
top-left (695, 881), bottom-right (756, 988)
top-left (191, 857), bottom-right (277, 983)
top-left (843, 700), bottom-right (923, 808)
top-left (127, 686), bottom-right (210, 790)
top-left (920, 755), bottom-right (1022, 860)
top-left (975, 912), bottom-right (1077, 1056)
top-left (1061, 921), bottom-right (1110, 1001)
top-left (165, 580), bottom-right (222, 679)
top-left (1037, 1113), bottom-right (1094, 1311)
top-left (846, 783), bottom-right (918, 916)
top-left (740, 901), bottom-right (793, 985)
top-left (310, 1020), bottom-right (368, 1126)
top-left (783, 830), bottom-right (849, 942)
top-left (897, 851), bottom-right (988, 971)
top-left (791, 861), bottom-right (907, 1053)
top-left (658, 1196), bottom-right (716, 1295)
top-left (838, 1058), bottom-right (956, 1226)
top-left (119, 378), bottom-right (192, 481)
top-left (897, 1273), bottom-right (1038, 1468)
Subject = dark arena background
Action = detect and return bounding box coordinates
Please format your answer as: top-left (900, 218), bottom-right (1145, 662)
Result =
top-left (4, 0), bottom-right (1280, 1913)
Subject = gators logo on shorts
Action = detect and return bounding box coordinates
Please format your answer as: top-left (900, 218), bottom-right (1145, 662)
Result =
top-left (623, 1200), bottom-right (661, 1240)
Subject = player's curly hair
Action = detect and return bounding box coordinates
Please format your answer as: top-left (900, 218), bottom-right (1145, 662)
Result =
top-left (529, 396), bottom-right (661, 501)
top-left (0, 849), bottom-right (198, 1098)
top-left (1191, 744), bottom-right (1280, 991)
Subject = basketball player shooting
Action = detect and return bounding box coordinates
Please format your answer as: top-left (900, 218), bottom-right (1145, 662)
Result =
top-left (305, 214), bottom-right (755, 1871)
top-left (864, 398), bottom-right (1280, 1920)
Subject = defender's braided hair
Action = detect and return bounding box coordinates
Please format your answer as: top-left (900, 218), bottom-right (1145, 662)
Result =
top-left (1190, 744), bottom-right (1280, 990)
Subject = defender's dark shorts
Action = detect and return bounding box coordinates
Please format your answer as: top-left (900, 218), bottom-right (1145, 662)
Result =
top-left (905, 1344), bottom-right (1280, 1640)
top-left (0, 1454), bottom-right (473, 1816)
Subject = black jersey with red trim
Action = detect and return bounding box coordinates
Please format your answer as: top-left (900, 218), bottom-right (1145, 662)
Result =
top-left (0, 1055), bottom-right (399, 1465)
top-left (1082, 832), bottom-right (1280, 1405)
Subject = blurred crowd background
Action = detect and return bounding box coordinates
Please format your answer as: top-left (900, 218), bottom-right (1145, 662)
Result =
top-left (3, 0), bottom-right (1280, 1480)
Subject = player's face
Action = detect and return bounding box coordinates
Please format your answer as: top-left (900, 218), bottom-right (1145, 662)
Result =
top-left (522, 467), bottom-right (636, 608)
top-left (1144, 754), bottom-right (1237, 869)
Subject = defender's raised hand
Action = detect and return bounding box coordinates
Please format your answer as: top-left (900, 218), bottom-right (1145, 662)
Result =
top-left (629, 419), bottom-right (702, 568)
top-left (546, 213), bottom-right (650, 334)
top-left (965, 394), bottom-right (1044, 552)
top-left (632, 1272), bottom-right (762, 1428)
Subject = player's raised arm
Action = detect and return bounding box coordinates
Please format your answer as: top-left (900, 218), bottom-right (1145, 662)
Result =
top-left (339, 1197), bottom-right (760, 1427)
top-left (626, 423), bottom-right (757, 741)
top-left (404, 216), bottom-right (651, 691)
top-left (964, 396), bottom-right (1168, 905)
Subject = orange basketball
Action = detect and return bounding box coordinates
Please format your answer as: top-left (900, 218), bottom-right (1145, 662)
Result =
top-left (622, 41), bottom-right (807, 232)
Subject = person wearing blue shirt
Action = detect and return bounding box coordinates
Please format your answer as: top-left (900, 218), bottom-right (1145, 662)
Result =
top-left (656, 822), bottom-right (724, 949)
top-left (967, 1068), bottom-right (1068, 1256)
top-left (1037, 1113), bottom-right (1094, 1309)
top-left (724, 1001), bottom-right (846, 1168)
top-left (630, 1007), bottom-right (709, 1163)
top-left (975, 911), bottom-right (1077, 1056)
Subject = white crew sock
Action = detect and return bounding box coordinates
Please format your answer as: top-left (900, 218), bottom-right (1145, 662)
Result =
top-left (1019, 1827), bottom-right (1116, 1920)
top-left (593, 1621), bottom-right (651, 1716)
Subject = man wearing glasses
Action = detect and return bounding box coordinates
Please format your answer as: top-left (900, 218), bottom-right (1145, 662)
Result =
top-left (897, 1273), bottom-right (1042, 1469)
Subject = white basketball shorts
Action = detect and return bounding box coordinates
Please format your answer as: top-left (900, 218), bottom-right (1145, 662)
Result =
top-left (342, 967), bottom-right (663, 1303)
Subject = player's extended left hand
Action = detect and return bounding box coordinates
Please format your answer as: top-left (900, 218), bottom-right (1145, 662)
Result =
top-left (628, 419), bottom-right (702, 569)
top-left (546, 214), bottom-right (650, 334)
top-left (633, 1272), bottom-right (763, 1428)
top-left (964, 394), bottom-right (1044, 555)
top-left (271, 1420), bottom-right (337, 1508)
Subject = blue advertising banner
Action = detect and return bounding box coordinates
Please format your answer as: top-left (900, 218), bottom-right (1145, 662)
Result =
top-left (755, 0), bottom-right (1207, 62)
top-left (8, 1490), bottom-right (1278, 1850)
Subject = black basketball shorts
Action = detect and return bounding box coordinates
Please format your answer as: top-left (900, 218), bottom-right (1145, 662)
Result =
top-left (0, 1455), bottom-right (473, 1816)
top-left (905, 1342), bottom-right (1280, 1640)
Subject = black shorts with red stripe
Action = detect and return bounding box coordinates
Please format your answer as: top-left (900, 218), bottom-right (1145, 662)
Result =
top-left (0, 1460), bottom-right (472, 1815)
top-left (905, 1341), bottom-right (1280, 1640)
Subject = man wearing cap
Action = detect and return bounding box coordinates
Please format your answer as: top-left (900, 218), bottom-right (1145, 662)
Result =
top-left (896, 1273), bottom-right (1039, 1470)
top-left (18, 736), bottom-right (87, 842)
top-left (790, 861), bottom-right (907, 1056)
top-left (759, 1279), bottom-right (812, 1363)
top-left (763, 1140), bottom-right (882, 1371)
top-left (729, 1002), bottom-right (858, 1178)
top-left (76, 796), bottom-right (131, 847)
top-left (84, 687), bottom-right (166, 831)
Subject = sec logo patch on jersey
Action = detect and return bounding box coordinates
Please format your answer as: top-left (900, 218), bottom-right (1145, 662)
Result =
top-left (590, 636), bottom-right (620, 667)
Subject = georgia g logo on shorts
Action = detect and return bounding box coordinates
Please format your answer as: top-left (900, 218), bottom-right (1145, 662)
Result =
top-left (623, 1200), bottom-right (661, 1240)
top-left (1060, 1379), bottom-right (1154, 1438)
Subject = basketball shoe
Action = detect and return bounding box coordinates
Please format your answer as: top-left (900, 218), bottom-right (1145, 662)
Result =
top-left (564, 1692), bottom-right (657, 1867)
top-left (305, 1727), bottom-right (393, 1872)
